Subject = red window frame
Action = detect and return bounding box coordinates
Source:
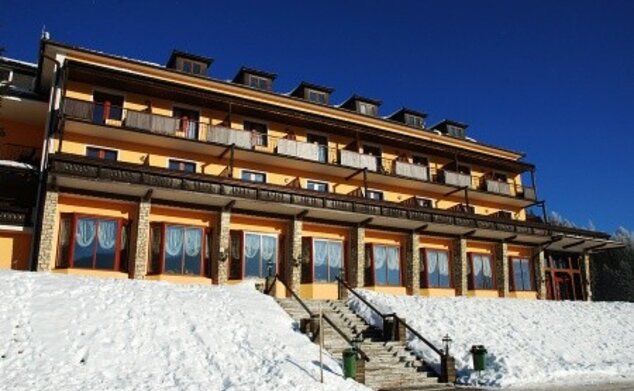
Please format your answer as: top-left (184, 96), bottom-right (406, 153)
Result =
top-left (420, 248), bottom-right (453, 289)
top-left (301, 237), bottom-right (345, 284)
top-left (509, 257), bottom-right (534, 292)
top-left (56, 213), bottom-right (128, 271)
top-left (365, 243), bottom-right (402, 287)
top-left (228, 230), bottom-right (282, 279)
top-left (148, 222), bottom-right (211, 277)
top-left (467, 252), bottom-right (497, 290)
top-left (86, 146), bottom-right (118, 160)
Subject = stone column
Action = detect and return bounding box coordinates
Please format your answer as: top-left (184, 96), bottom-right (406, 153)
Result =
top-left (287, 218), bottom-right (302, 293)
top-left (495, 242), bottom-right (509, 297)
top-left (532, 247), bottom-right (547, 299)
top-left (36, 190), bottom-right (59, 271)
top-left (582, 252), bottom-right (592, 301)
top-left (404, 232), bottom-right (420, 295)
top-left (130, 199), bottom-right (151, 279)
top-left (349, 225), bottom-right (365, 287)
top-left (452, 238), bottom-right (468, 296)
top-left (213, 208), bottom-right (231, 284)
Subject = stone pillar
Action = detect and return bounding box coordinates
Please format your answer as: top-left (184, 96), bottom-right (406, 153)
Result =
top-left (582, 252), bottom-right (592, 301)
top-left (404, 232), bottom-right (420, 295)
top-left (130, 199), bottom-right (151, 279)
top-left (495, 242), bottom-right (509, 297)
top-left (287, 218), bottom-right (302, 293)
top-left (36, 190), bottom-right (59, 271)
top-left (452, 238), bottom-right (468, 296)
top-left (349, 225), bottom-right (365, 287)
top-left (532, 247), bottom-right (547, 299)
top-left (213, 208), bottom-right (231, 284)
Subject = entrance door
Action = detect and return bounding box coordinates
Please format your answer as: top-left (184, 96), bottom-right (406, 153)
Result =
top-left (555, 273), bottom-right (573, 301)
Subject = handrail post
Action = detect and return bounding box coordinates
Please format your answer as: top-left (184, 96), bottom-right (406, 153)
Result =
top-left (337, 273), bottom-right (348, 301)
top-left (440, 352), bottom-right (457, 383)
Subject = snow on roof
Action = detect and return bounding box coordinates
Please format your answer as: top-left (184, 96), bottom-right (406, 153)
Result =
top-left (0, 160), bottom-right (36, 170)
top-left (0, 56), bottom-right (38, 68)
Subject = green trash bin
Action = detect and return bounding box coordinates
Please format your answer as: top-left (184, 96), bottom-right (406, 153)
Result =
top-left (342, 348), bottom-right (357, 379)
top-left (470, 345), bottom-right (487, 371)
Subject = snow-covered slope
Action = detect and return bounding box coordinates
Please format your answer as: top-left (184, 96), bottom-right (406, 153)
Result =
top-left (350, 291), bottom-right (634, 389)
top-left (0, 271), bottom-right (366, 391)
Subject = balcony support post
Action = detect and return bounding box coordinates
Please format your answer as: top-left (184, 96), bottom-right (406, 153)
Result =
top-left (363, 168), bottom-right (368, 199)
top-left (228, 144), bottom-right (235, 179)
top-left (495, 241), bottom-right (509, 297)
top-left (405, 231), bottom-right (420, 295)
top-left (532, 247), bottom-right (547, 299)
top-left (452, 237), bottom-right (468, 296)
top-left (212, 204), bottom-right (232, 284)
top-left (350, 224), bottom-right (366, 288)
top-left (130, 195), bottom-right (151, 279)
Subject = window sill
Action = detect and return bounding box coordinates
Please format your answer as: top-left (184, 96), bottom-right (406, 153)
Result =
top-left (364, 285), bottom-right (407, 295)
top-left (53, 268), bottom-right (129, 279)
top-left (420, 288), bottom-right (455, 297)
top-left (466, 290), bottom-right (500, 298)
top-left (508, 291), bottom-right (537, 300)
top-left (145, 274), bottom-right (211, 285)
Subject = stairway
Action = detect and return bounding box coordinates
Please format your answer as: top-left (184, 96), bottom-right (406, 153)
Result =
top-left (276, 298), bottom-right (453, 391)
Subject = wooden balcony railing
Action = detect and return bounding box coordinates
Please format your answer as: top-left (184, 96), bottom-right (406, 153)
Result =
top-left (62, 98), bottom-right (537, 202)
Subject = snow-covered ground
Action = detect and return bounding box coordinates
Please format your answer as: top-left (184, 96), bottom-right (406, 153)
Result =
top-left (0, 271), bottom-right (366, 391)
top-left (350, 291), bottom-right (634, 389)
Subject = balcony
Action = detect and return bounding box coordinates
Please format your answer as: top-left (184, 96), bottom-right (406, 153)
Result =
top-left (339, 149), bottom-right (378, 171)
top-left (392, 160), bottom-right (429, 181)
top-left (276, 138), bottom-right (321, 162)
top-left (438, 170), bottom-right (472, 188)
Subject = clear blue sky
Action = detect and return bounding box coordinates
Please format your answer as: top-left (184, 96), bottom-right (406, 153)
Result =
top-left (2, 0), bottom-right (633, 234)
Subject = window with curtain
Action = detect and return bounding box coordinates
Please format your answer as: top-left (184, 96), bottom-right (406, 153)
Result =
top-left (372, 244), bottom-right (400, 286)
top-left (469, 253), bottom-right (494, 289)
top-left (244, 232), bottom-right (277, 278)
top-left (423, 250), bottom-right (451, 288)
top-left (149, 223), bottom-right (209, 277)
top-left (61, 215), bottom-right (126, 271)
top-left (511, 258), bottom-right (533, 291)
top-left (313, 239), bottom-right (343, 283)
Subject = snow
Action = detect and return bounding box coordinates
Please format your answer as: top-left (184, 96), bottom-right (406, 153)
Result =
top-left (0, 57), bottom-right (38, 68)
top-left (0, 160), bottom-right (36, 170)
top-left (0, 271), bottom-right (367, 391)
top-left (350, 290), bottom-right (634, 389)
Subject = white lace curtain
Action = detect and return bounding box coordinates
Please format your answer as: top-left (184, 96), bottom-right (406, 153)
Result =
top-left (261, 236), bottom-right (276, 262)
top-left (245, 234), bottom-right (260, 259)
top-left (374, 245), bottom-right (387, 270)
top-left (184, 228), bottom-right (202, 257)
top-left (473, 255), bottom-right (492, 278)
top-left (166, 226), bottom-right (184, 257)
top-left (387, 247), bottom-right (399, 271)
top-left (327, 241), bottom-right (342, 268)
top-left (437, 251), bottom-right (449, 276)
top-left (76, 219), bottom-right (96, 248)
top-left (97, 220), bottom-right (117, 250)
top-left (314, 240), bottom-right (328, 267)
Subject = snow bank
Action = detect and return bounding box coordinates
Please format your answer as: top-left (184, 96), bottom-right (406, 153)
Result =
top-left (350, 291), bottom-right (634, 388)
top-left (0, 271), bottom-right (366, 391)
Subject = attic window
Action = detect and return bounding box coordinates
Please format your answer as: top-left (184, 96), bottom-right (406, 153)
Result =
top-left (0, 68), bottom-right (10, 82)
top-left (358, 102), bottom-right (378, 116)
top-left (405, 114), bottom-right (424, 128)
top-left (247, 74), bottom-right (271, 90)
top-left (307, 89), bottom-right (327, 104)
top-left (447, 125), bottom-right (465, 138)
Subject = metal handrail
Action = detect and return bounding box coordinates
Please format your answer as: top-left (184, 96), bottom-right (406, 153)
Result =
top-left (272, 274), bottom-right (370, 361)
top-left (337, 277), bottom-right (444, 357)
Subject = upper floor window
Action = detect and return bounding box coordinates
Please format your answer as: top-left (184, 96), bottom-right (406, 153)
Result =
top-left (307, 180), bottom-right (328, 193)
top-left (93, 91), bottom-right (123, 123)
top-left (180, 59), bottom-right (204, 75)
top-left (247, 74), bottom-right (271, 90)
top-left (405, 114), bottom-right (425, 128)
top-left (307, 133), bottom-right (328, 163)
top-left (358, 102), bottom-right (378, 116)
top-left (367, 190), bottom-right (384, 201)
top-left (241, 170), bottom-right (266, 183)
top-left (244, 121), bottom-right (268, 147)
top-left (412, 155), bottom-right (428, 166)
top-left (307, 89), bottom-right (327, 104)
top-left (149, 223), bottom-right (210, 277)
top-left (415, 197), bottom-right (434, 208)
top-left (511, 258), bottom-right (533, 291)
top-left (0, 68), bottom-right (11, 82)
top-left (468, 253), bottom-right (495, 290)
top-left (366, 244), bottom-right (401, 286)
top-left (421, 249), bottom-right (451, 288)
top-left (447, 125), bottom-right (465, 139)
top-left (168, 159), bottom-right (196, 173)
top-left (86, 146), bottom-right (118, 161)
top-left (173, 107), bottom-right (199, 140)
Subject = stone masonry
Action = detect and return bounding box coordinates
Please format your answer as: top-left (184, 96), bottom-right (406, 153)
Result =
top-left (288, 218), bottom-right (302, 292)
top-left (495, 241), bottom-right (509, 297)
top-left (582, 252), bottom-right (592, 301)
top-left (532, 247), bottom-right (547, 299)
top-left (130, 199), bottom-right (150, 279)
top-left (213, 208), bottom-right (231, 284)
top-left (404, 231), bottom-right (420, 295)
top-left (452, 237), bottom-right (468, 295)
top-left (350, 225), bottom-right (365, 287)
top-left (36, 190), bottom-right (59, 271)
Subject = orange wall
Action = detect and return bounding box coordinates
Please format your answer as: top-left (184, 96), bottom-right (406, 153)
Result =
top-left (0, 231), bottom-right (32, 270)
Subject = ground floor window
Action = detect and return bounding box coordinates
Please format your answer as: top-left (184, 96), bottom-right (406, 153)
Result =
top-left (229, 230), bottom-right (279, 279)
top-left (510, 257), bottom-right (533, 291)
top-left (545, 252), bottom-right (585, 300)
top-left (149, 223), bottom-right (210, 276)
top-left (301, 238), bottom-right (343, 283)
top-left (56, 214), bottom-right (129, 271)
top-left (468, 253), bottom-right (495, 289)
top-left (366, 244), bottom-right (401, 286)
top-left (421, 249), bottom-right (451, 288)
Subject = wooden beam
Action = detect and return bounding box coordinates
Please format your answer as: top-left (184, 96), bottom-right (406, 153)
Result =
top-left (462, 229), bottom-right (477, 238)
top-left (358, 217), bottom-right (373, 227)
top-left (542, 234), bottom-right (564, 249)
top-left (223, 200), bottom-right (236, 211)
top-left (345, 168), bottom-right (365, 181)
top-left (504, 234), bottom-right (518, 242)
top-left (584, 242), bottom-right (608, 252)
top-left (142, 189), bottom-right (153, 202)
top-left (218, 144), bottom-right (233, 159)
top-left (415, 224), bottom-right (429, 234)
top-left (296, 209), bottom-right (309, 220)
top-left (443, 186), bottom-right (468, 197)
top-left (562, 239), bottom-right (587, 250)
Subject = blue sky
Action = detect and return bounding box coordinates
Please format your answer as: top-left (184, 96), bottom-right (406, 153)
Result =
top-left (2, 0), bottom-right (633, 234)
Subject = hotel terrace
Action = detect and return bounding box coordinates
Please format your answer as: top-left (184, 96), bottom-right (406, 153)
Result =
top-left (0, 38), bottom-right (622, 301)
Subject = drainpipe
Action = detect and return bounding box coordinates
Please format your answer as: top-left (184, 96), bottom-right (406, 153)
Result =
top-left (28, 54), bottom-right (63, 271)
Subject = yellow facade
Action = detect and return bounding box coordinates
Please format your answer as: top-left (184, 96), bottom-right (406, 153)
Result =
top-left (0, 231), bottom-right (32, 270)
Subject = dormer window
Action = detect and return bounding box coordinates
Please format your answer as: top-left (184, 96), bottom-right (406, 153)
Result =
top-left (431, 119), bottom-right (469, 139)
top-left (447, 125), bottom-right (465, 138)
top-left (290, 82), bottom-right (334, 105)
top-left (358, 102), bottom-right (378, 116)
top-left (247, 74), bottom-right (271, 90)
top-left (405, 114), bottom-right (425, 128)
top-left (307, 89), bottom-right (327, 104)
top-left (388, 108), bottom-right (428, 129)
top-left (166, 50), bottom-right (213, 76)
top-left (234, 67), bottom-right (277, 91)
top-left (340, 95), bottom-right (382, 116)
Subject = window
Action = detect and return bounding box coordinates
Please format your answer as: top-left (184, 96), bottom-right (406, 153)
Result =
top-left (511, 258), bottom-right (533, 291)
top-left (168, 159), bottom-right (196, 173)
top-left (149, 223), bottom-right (210, 276)
top-left (192, 63), bottom-right (202, 75)
top-left (358, 102), bottom-right (377, 116)
top-left (241, 170), bottom-right (266, 183)
top-left (303, 239), bottom-right (343, 283)
top-left (179, 59), bottom-right (204, 75)
top-left (0, 68), bottom-right (10, 82)
top-left (412, 155), bottom-right (428, 166)
top-left (247, 75), bottom-right (270, 90)
top-left (447, 125), bottom-right (465, 138)
top-left (56, 214), bottom-right (128, 271)
top-left (422, 250), bottom-right (451, 288)
top-left (415, 197), bottom-right (434, 208)
top-left (307, 133), bottom-right (328, 163)
top-left (457, 165), bottom-right (471, 175)
top-left (367, 190), bottom-right (384, 201)
top-left (244, 233), bottom-right (278, 278)
top-left (244, 121), bottom-right (268, 147)
top-left (93, 91), bottom-right (124, 122)
top-left (173, 107), bottom-right (199, 139)
top-left (367, 244), bottom-right (401, 286)
top-left (468, 254), bottom-right (495, 289)
top-left (86, 147), bottom-right (118, 161)
top-left (307, 180), bottom-right (328, 193)
top-left (307, 89), bottom-right (327, 104)
top-left (405, 114), bottom-right (424, 128)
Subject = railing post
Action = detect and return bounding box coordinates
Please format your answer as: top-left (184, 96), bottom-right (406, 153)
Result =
top-left (337, 277), bottom-right (348, 300)
top-left (440, 353), bottom-right (457, 383)
top-left (265, 275), bottom-right (276, 297)
top-left (309, 313), bottom-right (321, 343)
top-left (395, 317), bottom-right (407, 342)
top-left (355, 354), bottom-right (366, 384)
